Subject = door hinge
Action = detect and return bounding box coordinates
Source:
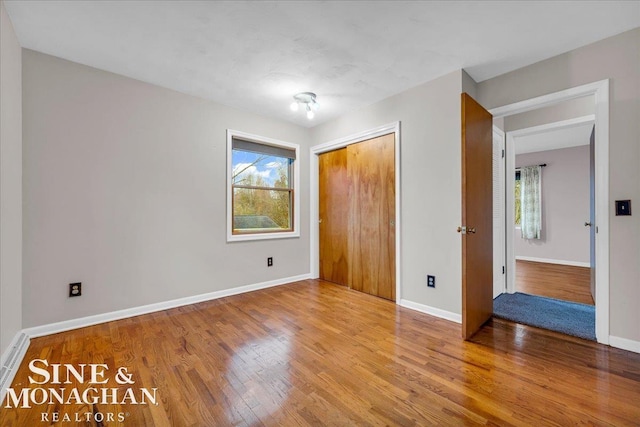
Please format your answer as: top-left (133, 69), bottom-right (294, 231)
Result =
top-left (502, 266), bottom-right (505, 275)
top-left (501, 149), bottom-right (505, 158)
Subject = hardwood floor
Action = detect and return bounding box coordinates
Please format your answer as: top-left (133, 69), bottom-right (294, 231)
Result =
top-left (516, 260), bottom-right (594, 305)
top-left (3, 279), bottom-right (639, 426)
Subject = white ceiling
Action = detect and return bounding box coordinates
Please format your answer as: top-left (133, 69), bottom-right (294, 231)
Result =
top-left (514, 121), bottom-right (594, 155)
top-left (4, 1), bottom-right (640, 128)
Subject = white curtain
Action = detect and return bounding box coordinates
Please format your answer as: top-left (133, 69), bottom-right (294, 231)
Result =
top-left (520, 165), bottom-right (542, 239)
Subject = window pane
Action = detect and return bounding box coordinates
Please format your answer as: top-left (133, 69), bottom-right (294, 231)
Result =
top-left (232, 150), bottom-right (291, 188)
top-left (233, 188), bottom-right (292, 232)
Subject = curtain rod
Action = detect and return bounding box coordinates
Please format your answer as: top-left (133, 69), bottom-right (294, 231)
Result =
top-left (515, 163), bottom-right (547, 171)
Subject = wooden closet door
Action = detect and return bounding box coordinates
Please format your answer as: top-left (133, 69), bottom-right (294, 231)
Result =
top-left (319, 148), bottom-right (349, 285)
top-left (348, 134), bottom-right (396, 301)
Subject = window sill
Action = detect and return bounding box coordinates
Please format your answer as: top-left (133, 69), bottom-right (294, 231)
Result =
top-left (227, 230), bottom-right (300, 242)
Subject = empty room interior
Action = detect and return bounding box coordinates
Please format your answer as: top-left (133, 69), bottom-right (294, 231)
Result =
top-left (1, 1), bottom-right (639, 425)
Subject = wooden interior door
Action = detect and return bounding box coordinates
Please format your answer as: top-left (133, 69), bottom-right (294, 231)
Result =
top-left (461, 93), bottom-right (493, 340)
top-left (319, 148), bottom-right (349, 286)
top-left (348, 134), bottom-right (396, 301)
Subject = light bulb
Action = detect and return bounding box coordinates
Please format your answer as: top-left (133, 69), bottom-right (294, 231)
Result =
top-left (307, 109), bottom-right (315, 119)
top-left (312, 101), bottom-right (320, 111)
top-left (290, 102), bottom-right (299, 112)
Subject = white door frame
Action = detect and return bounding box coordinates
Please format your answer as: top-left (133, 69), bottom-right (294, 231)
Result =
top-left (492, 126), bottom-right (506, 298)
top-left (309, 122), bottom-right (402, 302)
top-left (490, 79), bottom-right (609, 345)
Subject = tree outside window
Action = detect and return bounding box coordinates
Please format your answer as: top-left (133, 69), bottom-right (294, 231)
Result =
top-left (232, 150), bottom-right (292, 232)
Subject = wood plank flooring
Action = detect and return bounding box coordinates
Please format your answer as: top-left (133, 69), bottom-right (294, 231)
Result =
top-left (516, 260), bottom-right (594, 305)
top-left (2, 279), bottom-right (639, 426)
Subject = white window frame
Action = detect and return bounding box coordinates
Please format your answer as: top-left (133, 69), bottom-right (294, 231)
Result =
top-left (226, 129), bottom-right (300, 242)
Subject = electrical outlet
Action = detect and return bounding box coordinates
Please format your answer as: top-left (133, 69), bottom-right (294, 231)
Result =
top-left (427, 275), bottom-right (435, 288)
top-left (267, 257), bottom-right (273, 267)
top-left (69, 282), bottom-right (82, 297)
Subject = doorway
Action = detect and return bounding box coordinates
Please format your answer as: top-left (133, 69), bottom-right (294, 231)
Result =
top-left (310, 122), bottom-right (401, 302)
top-left (494, 113), bottom-right (597, 341)
top-left (507, 114), bottom-right (595, 300)
top-left (490, 80), bottom-right (610, 344)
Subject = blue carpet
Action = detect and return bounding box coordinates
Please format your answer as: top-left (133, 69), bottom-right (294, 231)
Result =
top-left (493, 292), bottom-right (595, 341)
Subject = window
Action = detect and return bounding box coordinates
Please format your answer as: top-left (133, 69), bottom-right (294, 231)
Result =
top-left (514, 171), bottom-right (521, 226)
top-left (227, 130), bottom-right (300, 241)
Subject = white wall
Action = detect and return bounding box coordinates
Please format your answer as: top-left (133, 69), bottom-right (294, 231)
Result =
top-left (462, 69), bottom-right (477, 99)
top-left (311, 70), bottom-right (466, 316)
top-left (505, 95), bottom-right (594, 132)
top-left (0, 0), bottom-right (23, 354)
top-left (477, 27), bottom-right (640, 342)
top-left (515, 146), bottom-right (590, 264)
top-left (22, 50), bottom-right (310, 328)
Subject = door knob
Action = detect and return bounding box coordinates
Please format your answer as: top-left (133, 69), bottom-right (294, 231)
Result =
top-left (457, 226), bottom-right (476, 234)
top-left (584, 222), bottom-right (592, 227)
top-left (319, 218), bottom-right (323, 224)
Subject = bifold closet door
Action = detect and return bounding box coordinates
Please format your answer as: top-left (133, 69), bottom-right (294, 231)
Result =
top-left (319, 147), bottom-right (349, 286)
top-left (348, 134), bottom-right (396, 301)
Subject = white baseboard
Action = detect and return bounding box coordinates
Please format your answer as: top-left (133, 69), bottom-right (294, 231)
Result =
top-left (515, 256), bottom-right (590, 268)
top-left (0, 332), bottom-right (30, 403)
top-left (609, 336), bottom-right (640, 354)
top-left (399, 299), bottom-right (462, 324)
top-left (24, 273), bottom-right (311, 338)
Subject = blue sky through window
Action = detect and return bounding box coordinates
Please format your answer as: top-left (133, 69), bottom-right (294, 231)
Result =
top-left (232, 150), bottom-right (289, 187)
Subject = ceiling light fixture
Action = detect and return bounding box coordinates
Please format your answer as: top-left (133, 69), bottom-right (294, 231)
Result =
top-left (290, 92), bottom-right (320, 120)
